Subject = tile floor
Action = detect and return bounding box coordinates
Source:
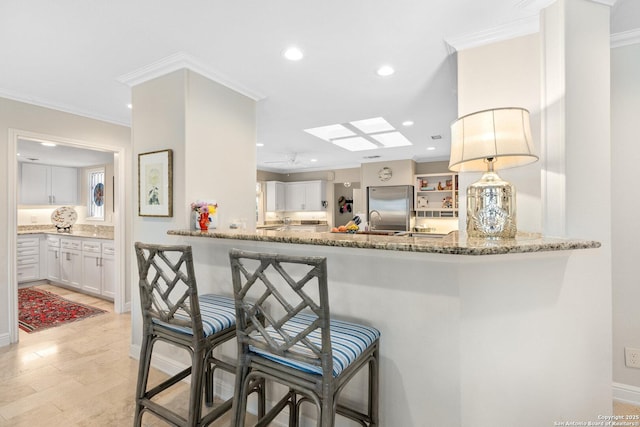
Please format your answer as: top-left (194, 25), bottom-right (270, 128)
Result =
top-left (0, 284), bottom-right (247, 427)
top-left (1, 284), bottom-right (639, 426)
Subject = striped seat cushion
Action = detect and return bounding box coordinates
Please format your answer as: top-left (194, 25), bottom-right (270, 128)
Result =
top-left (249, 312), bottom-right (380, 377)
top-left (152, 294), bottom-right (236, 337)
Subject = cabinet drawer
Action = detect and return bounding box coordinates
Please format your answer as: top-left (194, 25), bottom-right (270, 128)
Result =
top-left (17, 255), bottom-right (39, 265)
top-left (102, 243), bottom-right (115, 256)
top-left (17, 237), bottom-right (39, 248)
top-left (17, 264), bottom-right (39, 282)
top-left (61, 239), bottom-right (82, 250)
top-left (47, 236), bottom-right (61, 247)
top-left (82, 241), bottom-right (101, 253)
top-left (17, 245), bottom-right (39, 257)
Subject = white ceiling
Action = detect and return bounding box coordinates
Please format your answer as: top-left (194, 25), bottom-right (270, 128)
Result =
top-left (1, 0), bottom-right (637, 172)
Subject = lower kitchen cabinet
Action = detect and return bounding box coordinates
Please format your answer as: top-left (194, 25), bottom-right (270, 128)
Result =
top-left (46, 236), bottom-right (61, 283)
top-left (81, 239), bottom-right (114, 299)
top-left (60, 238), bottom-right (82, 289)
top-left (39, 234), bottom-right (114, 300)
top-left (17, 235), bottom-right (42, 283)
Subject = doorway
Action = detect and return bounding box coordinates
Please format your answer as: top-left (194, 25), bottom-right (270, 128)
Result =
top-left (8, 129), bottom-right (128, 344)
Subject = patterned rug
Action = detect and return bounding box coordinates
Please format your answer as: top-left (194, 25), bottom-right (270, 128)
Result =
top-left (18, 287), bottom-right (107, 333)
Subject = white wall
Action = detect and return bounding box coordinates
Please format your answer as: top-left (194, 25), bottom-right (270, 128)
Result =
top-left (0, 97), bottom-right (131, 345)
top-left (130, 68), bottom-right (256, 352)
top-left (612, 42), bottom-right (640, 393)
top-left (455, 0), bottom-right (612, 423)
top-left (456, 33), bottom-right (542, 234)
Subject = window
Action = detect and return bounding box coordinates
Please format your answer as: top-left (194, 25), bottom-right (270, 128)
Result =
top-left (88, 167), bottom-right (105, 220)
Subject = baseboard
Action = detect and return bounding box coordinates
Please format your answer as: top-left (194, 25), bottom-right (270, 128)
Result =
top-left (613, 382), bottom-right (640, 406)
top-left (0, 332), bottom-right (10, 347)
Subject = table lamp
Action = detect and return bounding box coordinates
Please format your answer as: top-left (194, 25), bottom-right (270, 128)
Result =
top-left (448, 107), bottom-right (538, 238)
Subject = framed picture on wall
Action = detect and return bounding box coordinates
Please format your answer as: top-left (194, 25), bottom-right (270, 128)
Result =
top-left (138, 149), bottom-right (173, 217)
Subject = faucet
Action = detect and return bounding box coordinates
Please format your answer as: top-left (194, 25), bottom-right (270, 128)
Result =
top-left (369, 210), bottom-right (382, 230)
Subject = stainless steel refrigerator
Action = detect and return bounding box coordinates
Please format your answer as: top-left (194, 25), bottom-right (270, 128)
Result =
top-left (367, 185), bottom-right (414, 232)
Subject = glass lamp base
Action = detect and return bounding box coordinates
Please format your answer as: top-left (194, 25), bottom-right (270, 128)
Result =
top-left (466, 171), bottom-right (517, 239)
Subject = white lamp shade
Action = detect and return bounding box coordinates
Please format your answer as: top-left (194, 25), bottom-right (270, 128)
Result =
top-left (449, 108), bottom-right (538, 172)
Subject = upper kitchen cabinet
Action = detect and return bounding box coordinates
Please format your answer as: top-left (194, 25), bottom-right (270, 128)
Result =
top-left (285, 180), bottom-right (325, 211)
top-left (265, 180), bottom-right (326, 212)
top-left (265, 181), bottom-right (286, 212)
top-left (20, 163), bottom-right (79, 205)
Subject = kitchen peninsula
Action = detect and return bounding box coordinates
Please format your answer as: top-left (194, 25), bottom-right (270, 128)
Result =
top-left (166, 227), bottom-right (601, 426)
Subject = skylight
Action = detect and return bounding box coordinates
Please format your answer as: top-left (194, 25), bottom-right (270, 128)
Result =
top-left (332, 137), bottom-right (378, 152)
top-left (304, 124), bottom-right (355, 142)
top-left (350, 117), bottom-right (394, 134)
top-left (303, 116), bottom-right (414, 152)
top-left (371, 131), bottom-right (412, 147)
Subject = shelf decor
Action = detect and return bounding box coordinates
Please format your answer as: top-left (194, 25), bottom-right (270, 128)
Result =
top-left (138, 149), bottom-right (173, 217)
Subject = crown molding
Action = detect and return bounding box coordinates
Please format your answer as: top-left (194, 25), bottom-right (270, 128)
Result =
top-left (117, 52), bottom-right (265, 101)
top-left (0, 87), bottom-right (130, 127)
top-left (445, 14), bottom-right (540, 52)
top-left (611, 28), bottom-right (640, 48)
top-left (589, 0), bottom-right (618, 6)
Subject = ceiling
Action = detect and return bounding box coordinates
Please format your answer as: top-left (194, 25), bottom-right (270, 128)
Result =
top-left (1, 1), bottom-right (636, 172)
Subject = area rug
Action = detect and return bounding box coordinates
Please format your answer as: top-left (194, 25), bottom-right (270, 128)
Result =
top-left (18, 287), bottom-right (107, 333)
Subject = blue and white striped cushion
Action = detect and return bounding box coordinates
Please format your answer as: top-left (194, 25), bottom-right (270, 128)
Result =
top-left (152, 294), bottom-right (236, 337)
top-left (249, 312), bottom-right (380, 377)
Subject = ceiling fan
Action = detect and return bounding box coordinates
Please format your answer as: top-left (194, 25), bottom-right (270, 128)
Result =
top-left (262, 153), bottom-right (309, 167)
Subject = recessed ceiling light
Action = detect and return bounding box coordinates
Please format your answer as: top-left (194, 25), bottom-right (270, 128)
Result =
top-left (127, 104), bottom-right (133, 109)
top-left (283, 47), bottom-right (304, 61)
top-left (17, 153), bottom-right (20, 156)
top-left (376, 65), bottom-right (395, 77)
top-left (431, 135), bottom-right (442, 140)
top-left (371, 131), bottom-right (412, 147)
top-left (41, 142), bottom-right (56, 147)
top-left (350, 117), bottom-right (394, 134)
top-left (256, 143), bottom-right (264, 147)
top-left (402, 120), bottom-right (414, 127)
top-left (304, 124), bottom-right (355, 141)
top-left (310, 158), bottom-right (318, 162)
top-left (427, 146), bottom-right (436, 151)
top-left (332, 137), bottom-right (378, 152)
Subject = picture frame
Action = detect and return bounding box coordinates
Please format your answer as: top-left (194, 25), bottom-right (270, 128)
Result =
top-left (138, 149), bottom-right (173, 217)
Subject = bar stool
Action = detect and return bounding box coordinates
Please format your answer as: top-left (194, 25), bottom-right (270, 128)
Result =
top-left (134, 242), bottom-right (264, 426)
top-left (228, 248), bottom-right (380, 427)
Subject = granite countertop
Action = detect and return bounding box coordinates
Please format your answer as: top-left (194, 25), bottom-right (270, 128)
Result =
top-left (18, 225), bottom-right (114, 240)
top-left (167, 229), bottom-right (600, 256)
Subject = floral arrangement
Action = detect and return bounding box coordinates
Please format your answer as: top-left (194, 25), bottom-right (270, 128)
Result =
top-left (191, 200), bottom-right (218, 230)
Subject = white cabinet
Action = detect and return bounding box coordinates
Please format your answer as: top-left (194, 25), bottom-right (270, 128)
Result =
top-left (17, 236), bottom-right (41, 283)
top-left (46, 236), bottom-right (61, 282)
top-left (43, 234), bottom-right (115, 300)
top-left (81, 240), bottom-right (102, 295)
top-left (101, 243), bottom-right (115, 299)
top-left (266, 180), bottom-right (326, 212)
top-left (414, 173), bottom-right (459, 218)
top-left (81, 239), bottom-right (114, 299)
top-left (266, 181), bottom-right (286, 212)
top-left (285, 182), bottom-right (307, 211)
top-left (60, 238), bottom-right (82, 289)
top-left (20, 163), bottom-right (78, 205)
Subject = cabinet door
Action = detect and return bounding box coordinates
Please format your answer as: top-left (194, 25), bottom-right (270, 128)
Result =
top-left (101, 254), bottom-right (115, 299)
top-left (60, 249), bottom-right (82, 289)
top-left (20, 163), bottom-right (49, 204)
top-left (304, 181), bottom-right (324, 211)
top-left (82, 252), bottom-right (102, 294)
top-left (50, 166), bottom-right (78, 205)
top-left (266, 181), bottom-right (286, 212)
top-left (286, 182), bottom-right (306, 211)
top-left (46, 246), bottom-right (61, 282)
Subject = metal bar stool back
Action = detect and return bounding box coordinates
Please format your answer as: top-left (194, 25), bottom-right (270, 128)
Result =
top-left (229, 248), bottom-right (379, 427)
